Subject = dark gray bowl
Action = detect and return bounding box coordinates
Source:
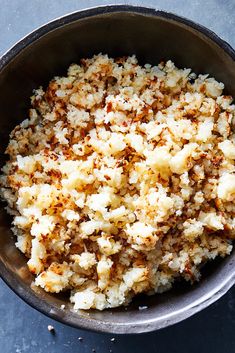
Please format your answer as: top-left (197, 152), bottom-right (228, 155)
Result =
top-left (0, 5), bottom-right (235, 334)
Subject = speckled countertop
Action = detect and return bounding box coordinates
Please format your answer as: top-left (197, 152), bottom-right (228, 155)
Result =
top-left (0, 1), bottom-right (235, 352)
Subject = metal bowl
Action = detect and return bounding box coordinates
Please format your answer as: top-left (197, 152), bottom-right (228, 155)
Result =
top-left (0, 5), bottom-right (235, 334)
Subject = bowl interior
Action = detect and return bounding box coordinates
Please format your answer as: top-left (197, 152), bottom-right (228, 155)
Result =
top-left (0, 7), bottom-right (235, 333)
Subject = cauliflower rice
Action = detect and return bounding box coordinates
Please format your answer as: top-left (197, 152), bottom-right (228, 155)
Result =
top-left (1, 54), bottom-right (235, 310)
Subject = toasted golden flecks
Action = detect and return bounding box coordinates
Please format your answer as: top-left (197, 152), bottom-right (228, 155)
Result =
top-left (1, 54), bottom-right (235, 310)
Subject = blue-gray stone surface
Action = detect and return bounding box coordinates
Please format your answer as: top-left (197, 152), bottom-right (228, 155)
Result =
top-left (0, 1), bottom-right (235, 352)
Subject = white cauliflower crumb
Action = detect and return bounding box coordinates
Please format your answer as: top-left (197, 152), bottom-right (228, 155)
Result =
top-left (1, 54), bottom-right (234, 311)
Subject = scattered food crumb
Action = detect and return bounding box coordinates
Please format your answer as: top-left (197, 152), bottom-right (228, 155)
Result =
top-left (78, 337), bottom-right (83, 341)
top-left (110, 338), bottom-right (115, 342)
top-left (47, 325), bottom-right (55, 333)
top-left (138, 305), bottom-right (148, 310)
top-left (60, 304), bottom-right (65, 310)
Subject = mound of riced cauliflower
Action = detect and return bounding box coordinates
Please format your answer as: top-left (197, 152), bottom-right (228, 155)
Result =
top-left (1, 54), bottom-right (235, 310)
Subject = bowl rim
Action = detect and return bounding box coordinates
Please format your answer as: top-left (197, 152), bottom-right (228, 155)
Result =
top-left (0, 4), bottom-right (235, 334)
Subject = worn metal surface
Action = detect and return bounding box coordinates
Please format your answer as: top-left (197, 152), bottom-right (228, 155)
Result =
top-left (1, 279), bottom-right (235, 352)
